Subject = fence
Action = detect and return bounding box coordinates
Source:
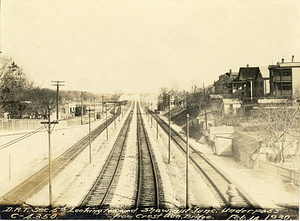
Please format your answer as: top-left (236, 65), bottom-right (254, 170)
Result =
top-left (0, 119), bottom-right (44, 131)
top-left (232, 131), bottom-right (258, 165)
top-left (232, 132), bottom-right (299, 185)
top-left (259, 160), bottom-right (299, 185)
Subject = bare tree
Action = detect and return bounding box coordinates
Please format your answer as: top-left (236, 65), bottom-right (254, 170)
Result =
top-left (157, 87), bottom-right (168, 110)
top-left (252, 105), bottom-right (300, 163)
top-left (28, 88), bottom-right (57, 118)
top-left (0, 56), bottom-right (34, 118)
top-left (191, 80), bottom-right (199, 94)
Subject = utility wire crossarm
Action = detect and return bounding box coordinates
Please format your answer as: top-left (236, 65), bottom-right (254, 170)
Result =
top-left (51, 80), bottom-right (65, 121)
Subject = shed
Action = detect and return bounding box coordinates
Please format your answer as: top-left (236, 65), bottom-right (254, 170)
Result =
top-left (209, 126), bottom-right (234, 156)
top-left (222, 99), bottom-right (241, 115)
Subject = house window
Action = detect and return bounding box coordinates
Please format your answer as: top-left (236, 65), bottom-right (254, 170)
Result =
top-left (282, 82), bottom-right (292, 91)
top-left (282, 69), bottom-right (292, 76)
top-left (282, 69), bottom-right (292, 81)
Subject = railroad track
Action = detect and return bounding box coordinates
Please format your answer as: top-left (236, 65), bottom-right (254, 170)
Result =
top-left (0, 107), bottom-right (122, 205)
top-left (80, 107), bottom-right (134, 207)
top-left (136, 102), bottom-right (160, 208)
top-left (146, 107), bottom-right (261, 208)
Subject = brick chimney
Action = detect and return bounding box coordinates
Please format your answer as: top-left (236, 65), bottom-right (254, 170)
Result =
top-left (292, 55), bottom-right (294, 62)
top-left (282, 58), bottom-right (284, 63)
top-left (247, 64), bottom-right (249, 68)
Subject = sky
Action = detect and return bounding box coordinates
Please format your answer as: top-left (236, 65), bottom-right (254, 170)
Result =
top-left (1, 0), bottom-right (300, 94)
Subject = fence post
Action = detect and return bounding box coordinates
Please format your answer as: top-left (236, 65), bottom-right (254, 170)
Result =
top-left (9, 154), bottom-right (12, 180)
top-left (215, 136), bottom-right (218, 154)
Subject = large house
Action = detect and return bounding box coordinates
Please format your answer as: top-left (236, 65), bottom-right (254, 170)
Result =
top-left (213, 69), bottom-right (238, 94)
top-left (231, 65), bottom-right (265, 103)
top-left (268, 57), bottom-right (300, 99)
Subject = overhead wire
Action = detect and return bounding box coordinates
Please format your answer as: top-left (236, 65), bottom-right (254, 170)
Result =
top-left (0, 126), bottom-right (45, 150)
top-left (0, 106), bottom-right (116, 150)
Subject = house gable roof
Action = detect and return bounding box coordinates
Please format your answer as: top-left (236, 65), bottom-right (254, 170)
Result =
top-left (259, 66), bottom-right (269, 78)
top-left (214, 74), bottom-right (231, 86)
top-left (234, 67), bottom-right (262, 81)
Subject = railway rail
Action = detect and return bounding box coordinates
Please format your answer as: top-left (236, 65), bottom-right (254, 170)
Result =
top-left (80, 106), bottom-right (134, 207)
top-left (0, 107), bottom-right (122, 205)
top-left (145, 107), bottom-right (261, 208)
top-left (136, 102), bottom-right (160, 208)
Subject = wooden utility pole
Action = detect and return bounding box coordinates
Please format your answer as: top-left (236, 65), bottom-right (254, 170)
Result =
top-left (94, 97), bottom-right (96, 121)
top-left (156, 112), bottom-right (158, 139)
top-left (186, 114), bottom-right (189, 208)
top-left (106, 104), bottom-right (108, 140)
top-left (87, 108), bottom-right (93, 164)
top-left (102, 95), bottom-right (104, 118)
top-left (119, 104), bottom-right (121, 122)
top-left (203, 82), bottom-right (208, 130)
top-left (41, 106), bottom-right (58, 207)
top-left (148, 102), bottom-right (149, 121)
top-left (151, 102), bottom-right (152, 128)
top-left (114, 103), bottom-right (116, 129)
top-left (81, 92), bottom-right (84, 125)
top-left (51, 80), bottom-right (65, 121)
top-left (168, 95), bottom-right (171, 164)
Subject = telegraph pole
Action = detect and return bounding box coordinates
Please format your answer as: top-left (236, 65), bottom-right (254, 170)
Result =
top-left (102, 95), bottom-right (104, 119)
top-left (94, 97), bottom-right (96, 121)
top-left (156, 110), bottom-right (159, 139)
top-left (81, 92), bottom-right (84, 125)
top-left (203, 82), bottom-right (208, 144)
top-left (41, 106), bottom-right (58, 207)
top-left (114, 103), bottom-right (116, 129)
top-left (168, 95), bottom-right (171, 164)
top-left (119, 104), bottom-right (121, 122)
top-left (151, 102), bottom-right (152, 128)
top-left (106, 103), bottom-right (108, 140)
top-left (203, 82), bottom-right (208, 130)
top-left (120, 104), bottom-right (122, 119)
top-left (186, 114), bottom-right (190, 208)
top-left (51, 80), bottom-right (65, 121)
top-left (87, 108), bottom-right (93, 164)
top-left (147, 102), bottom-right (149, 121)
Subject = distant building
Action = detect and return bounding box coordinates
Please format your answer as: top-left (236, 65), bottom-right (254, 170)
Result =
top-left (68, 102), bottom-right (76, 114)
top-left (213, 69), bottom-right (238, 94)
top-left (268, 57), bottom-right (300, 99)
top-left (231, 65), bottom-right (265, 103)
top-left (163, 90), bottom-right (175, 109)
top-left (223, 98), bottom-right (241, 115)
